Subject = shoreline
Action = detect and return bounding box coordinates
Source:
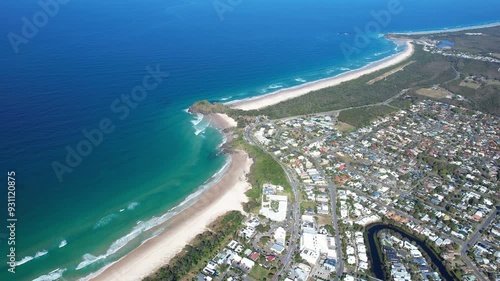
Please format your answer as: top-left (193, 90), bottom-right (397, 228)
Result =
top-left (83, 22), bottom-right (499, 281)
top-left (228, 22), bottom-right (499, 111)
top-left (89, 115), bottom-right (252, 281)
top-left (228, 39), bottom-right (415, 111)
top-left (392, 21), bottom-right (500, 35)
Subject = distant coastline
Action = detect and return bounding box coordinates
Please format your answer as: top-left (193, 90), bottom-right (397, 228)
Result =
top-left (227, 22), bottom-right (500, 112)
top-left (392, 21), bottom-right (500, 35)
top-left (228, 39), bottom-right (414, 111)
top-left (85, 22), bottom-right (499, 281)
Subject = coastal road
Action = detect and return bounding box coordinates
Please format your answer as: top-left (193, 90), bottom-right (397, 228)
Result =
top-left (244, 118), bottom-right (302, 280)
top-left (243, 116), bottom-right (260, 146)
top-left (270, 87), bottom-right (410, 126)
top-left (272, 165), bottom-right (301, 280)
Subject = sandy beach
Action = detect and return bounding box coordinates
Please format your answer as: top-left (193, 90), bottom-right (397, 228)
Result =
top-left (90, 115), bottom-right (252, 281)
top-left (394, 21), bottom-right (500, 35)
top-left (209, 113), bottom-right (238, 130)
top-left (229, 39), bottom-right (415, 111)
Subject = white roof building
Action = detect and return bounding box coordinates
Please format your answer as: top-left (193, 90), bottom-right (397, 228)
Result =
top-left (274, 227), bottom-right (286, 246)
top-left (300, 248), bottom-right (320, 265)
top-left (301, 233), bottom-right (327, 252)
top-left (240, 257), bottom-right (255, 270)
top-left (259, 195), bottom-right (288, 221)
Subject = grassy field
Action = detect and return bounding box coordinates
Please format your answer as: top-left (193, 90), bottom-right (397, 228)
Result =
top-left (300, 201), bottom-right (316, 214)
top-left (367, 60), bottom-right (416, 85)
top-left (459, 80), bottom-right (481, 89)
top-left (335, 122), bottom-right (356, 132)
top-left (249, 265), bottom-right (273, 280)
top-left (231, 130), bottom-right (292, 213)
top-left (416, 87), bottom-right (453, 98)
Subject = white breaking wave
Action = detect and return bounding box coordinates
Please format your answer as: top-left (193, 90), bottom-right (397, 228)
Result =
top-left (76, 156), bottom-right (232, 272)
top-left (294, 78), bottom-right (306, 83)
top-left (190, 113), bottom-right (210, 135)
top-left (194, 122), bottom-right (209, 135)
top-left (326, 67), bottom-right (351, 75)
top-left (190, 113), bottom-right (203, 126)
top-left (127, 202), bottom-right (139, 211)
top-left (16, 250), bottom-right (48, 266)
top-left (78, 261), bottom-right (118, 281)
top-left (35, 250), bottom-right (48, 258)
top-left (268, 83), bottom-right (283, 89)
top-left (93, 213), bottom-right (118, 229)
top-left (217, 133), bottom-right (228, 149)
top-left (180, 157), bottom-right (231, 204)
top-left (15, 256), bottom-right (34, 266)
top-left (76, 253), bottom-right (106, 270)
top-left (77, 216), bottom-right (171, 270)
top-left (374, 51), bottom-right (390, 57)
top-left (219, 96), bottom-right (232, 101)
top-left (194, 123), bottom-right (208, 135)
top-left (326, 68), bottom-right (337, 74)
top-left (32, 268), bottom-right (66, 281)
top-left (58, 240), bottom-right (67, 248)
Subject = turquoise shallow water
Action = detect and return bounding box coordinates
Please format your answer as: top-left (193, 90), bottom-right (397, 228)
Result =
top-left (0, 0), bottom-right (499, 280)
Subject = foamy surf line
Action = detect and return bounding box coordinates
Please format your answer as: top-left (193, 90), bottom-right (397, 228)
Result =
top-left (59, 239), bottom-right (68, 248)
top-left (32, 268), bottom-right (67, 281)
top-left (15, 250), bottom-right (48, 267)
top-left (87, 149), bottom-right (251, 281)
top-left (189, 112), bottom-right (211, 136)
top-left (228, 38), bottom-right (414, 111)
top-left (394, 21), bottom-right (500, 35)
top-left (78, 155), bottom-right (233, 280)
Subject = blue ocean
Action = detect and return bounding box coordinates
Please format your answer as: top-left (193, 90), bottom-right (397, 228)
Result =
top-left (0, 0), bottom-right (498, 280)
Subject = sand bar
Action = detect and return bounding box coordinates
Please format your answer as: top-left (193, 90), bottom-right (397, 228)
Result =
top-left (89, 116), bottom-right (252, 281)
top-left (229, 39), bottom-right (415, 111)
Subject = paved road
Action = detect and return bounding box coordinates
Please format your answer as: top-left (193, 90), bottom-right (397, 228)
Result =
top-left (238, 86), bottom-right (496, 281)
top-left (272, 164), bottom-right (301, 280)
top-left (311, 158), bottom-right (343, 280)
top-left (270, 88), bottom-right (410, 124)
top-left (244, 119), bottom-right (302, 281)
top-left (460, 208), bottom-right (497, 281)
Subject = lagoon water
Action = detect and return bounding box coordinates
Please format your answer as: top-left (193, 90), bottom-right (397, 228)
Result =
top-left (0, 0), bottom-right (499, 280)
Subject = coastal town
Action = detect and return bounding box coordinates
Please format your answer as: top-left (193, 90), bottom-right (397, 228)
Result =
top-left (175, 25), bottom-right (500, 281)
top-left (5, 0), bottom-right (500, 280)
top-left (101, 24), bottom-right (500, 281)
top-left (186, 91), bottom-right (499, 281)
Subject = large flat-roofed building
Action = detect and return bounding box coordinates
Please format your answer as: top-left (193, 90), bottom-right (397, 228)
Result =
top-left (259, 194), bottom-right (288, 221)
